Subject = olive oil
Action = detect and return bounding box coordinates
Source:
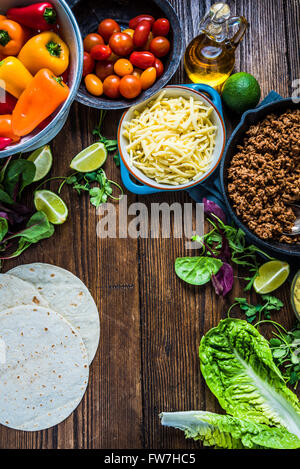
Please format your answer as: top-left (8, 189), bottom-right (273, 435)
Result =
top-left (184, 3), bottom-right (248, 90)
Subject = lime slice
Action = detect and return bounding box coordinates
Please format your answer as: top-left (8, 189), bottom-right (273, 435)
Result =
top-left (254, 260), bottom-right (290, 294)
top-left (34, 190), bottom-right (68, 225)
top-left (70, 142), bottom-right (107, 172)
top-left (27, 145), bottom-right (53, 182)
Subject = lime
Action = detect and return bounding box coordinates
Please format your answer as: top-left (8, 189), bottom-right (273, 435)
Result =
top-left (34, 190), bottom-right (68, 225)
top-left (27, 145), bottom-right (53, 182)
top-left (70, 142), bottom-right (107, 172)
top-left (254, 260), bottom-right (290, 294)
top-left (222, 72), bottom-right (261, 114)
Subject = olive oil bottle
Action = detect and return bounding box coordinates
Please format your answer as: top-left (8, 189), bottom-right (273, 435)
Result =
top-left (184, 2), bottom-right (248, 90)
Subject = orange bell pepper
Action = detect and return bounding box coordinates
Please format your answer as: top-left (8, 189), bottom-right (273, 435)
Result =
top-left (0, 114), bottom-right (20, 143)
top-left (0, 56), bottom-right (33, 99)
top-left (12, 68), bottom-right (70, 137)
top-left (0, 16), bottom-right (27, 56)
top-left (18, 31), bottom-right (69, 76)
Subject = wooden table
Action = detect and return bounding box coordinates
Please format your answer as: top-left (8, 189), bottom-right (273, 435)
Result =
top-left (0, 0), bottom-right (299, 450)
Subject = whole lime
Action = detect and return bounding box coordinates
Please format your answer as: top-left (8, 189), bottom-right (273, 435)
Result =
top-left (222, 72), bottom-right (261, 114)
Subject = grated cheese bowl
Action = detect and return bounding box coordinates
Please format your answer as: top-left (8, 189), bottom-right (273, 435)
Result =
top-left (117, 84), bottom-right (226, 194)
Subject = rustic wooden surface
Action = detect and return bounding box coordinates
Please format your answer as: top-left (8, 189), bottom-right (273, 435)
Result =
top-left (0, 0), bottom-right (299, 450)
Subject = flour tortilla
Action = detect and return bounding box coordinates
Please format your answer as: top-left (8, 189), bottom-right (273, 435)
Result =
top-left (0, 305), bottom-right (89, 431)
top-left (8, 263), bottom-right (100, 364)
top-left (0, 274), bottom-right (49, 309)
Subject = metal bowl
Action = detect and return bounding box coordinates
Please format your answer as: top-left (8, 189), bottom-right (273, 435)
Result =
top-left (220, 98), bottom-right (300, 258)
top-left (72, 0), bottom-right (183, 110)
top-left (0, 0), bottom-right (83, 158)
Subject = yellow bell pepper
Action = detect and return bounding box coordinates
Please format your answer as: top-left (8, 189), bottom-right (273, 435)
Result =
top-left (0, 56), bottom-right (33, 98)
top-left (18, 31), bottom-right (69, 76)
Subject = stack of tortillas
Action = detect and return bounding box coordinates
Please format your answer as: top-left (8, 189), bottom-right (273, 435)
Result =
top-left (0, 263), bottom-right (100, 431)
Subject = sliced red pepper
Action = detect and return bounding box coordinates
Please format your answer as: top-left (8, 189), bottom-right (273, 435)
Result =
top-left (7, 2), bottom-right (57, 31)
top-left (0, 137), bottom-right (12, 150)
top-left (0, 91), bottom-right (17, 115)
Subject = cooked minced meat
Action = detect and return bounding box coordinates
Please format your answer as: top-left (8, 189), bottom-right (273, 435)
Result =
top-left (227, 109), bottom-right (300, 244)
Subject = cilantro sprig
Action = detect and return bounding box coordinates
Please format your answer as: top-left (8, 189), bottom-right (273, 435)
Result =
top-left (228, 295), bottom-right (284, 323)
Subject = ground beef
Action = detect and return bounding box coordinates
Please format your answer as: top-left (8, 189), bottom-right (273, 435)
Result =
top-left (227, 108), bottom-right (300, 244)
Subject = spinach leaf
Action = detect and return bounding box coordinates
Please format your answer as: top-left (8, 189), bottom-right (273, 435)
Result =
top-left (0, 217), bottom-right (8, 242)
top-left (6, 211), bottom-right (54, 243)
top-left (175, 257), bottom-right (223, 286)
top-left (4, 160), bottom-right (36, 197)
top-left (0, 188), bottom-right (14, 205)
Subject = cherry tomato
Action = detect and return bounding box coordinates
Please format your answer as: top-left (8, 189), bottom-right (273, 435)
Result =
top-left (133, 20), bottom-right (151, 48)
top-left (145, 32), bottom-right (153, 51)
top-left (83, 33), bottom-right (104, 52)
top-left (84, 74), bottom-right (103, 96)
top-left (109, 32), bottom-right (134, 57)
top-left (129, 51), bottom-right (155, 69)
top-left (149, 36), bottom-right (170, 57)
top-left (103, 74), bottom-right (121, 98)
top-left (98, 18), bottom-right (121, 43)
top-left (152, 18), bottom-right (170, 37)
top-left (95, 60), bottom-right (114, 81)
top-left (114, 58), bottom-right (133, 77)
top-left (132, 67), bottom-right (143, 78)
top-left (140, 67), bottom-right (156, 90)
top-left (90, 44), bottom-right (112, 60)
top-left (107, 52), bottom-right (120, 63)
top-left (83, 51), bottom-right (95, 77)
top-left (119, 75), bottom-right (142, 99)
top-left (122, 28), bottom-right (134, 38)
top-left (129, 15), bottom-right (155, 30)
top-left (154, 57), bottom-right (164, 78)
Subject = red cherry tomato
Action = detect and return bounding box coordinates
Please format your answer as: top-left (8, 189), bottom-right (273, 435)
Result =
top-left (129, 51), bottom-right (155, 69)
top-left (95, 60), bottom-right (114, 81)
top-left (119, 75), bottom-right (142, 99)
top-left (103, 74), bottom-right (121, 98)
top-left (149, 36), bottom-right (170, 57)
top-left (133, 20), bottom-right (151, 48)
top-left (98, 18), bottom-right (121, 43)
top-left (83, 51), bottom-right (95, 77)
top-left (83, 33), bottom-right (104, 52)
top-left (109, 32), bottom-right (134, 57)
top-left (152, 18), bottom-right (170, 37)
top-left (90, 44), bottom-right (112, 60)
top-left (153, 57), bottom-right (164, 78)
top-left (129, 15), bottom-right (155, 30)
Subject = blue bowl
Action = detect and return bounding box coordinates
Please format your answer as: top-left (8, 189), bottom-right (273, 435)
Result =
top-left (73, 0), bottom-right (183, 110)
top-left (0, 0), bottom-right (83, 158)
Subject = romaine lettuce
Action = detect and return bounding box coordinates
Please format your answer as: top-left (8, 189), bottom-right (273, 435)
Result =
top-left (199, 319), bottom-right (300, 437)
top-left (160, 411), bottom-right (300, 449)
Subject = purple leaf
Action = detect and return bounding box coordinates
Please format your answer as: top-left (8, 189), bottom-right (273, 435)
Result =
top-left (203, 198), bottom-right (227, 224)
top-left (212, 262), bottom-right (234, 296)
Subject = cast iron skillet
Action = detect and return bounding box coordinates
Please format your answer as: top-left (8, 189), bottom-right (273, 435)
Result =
top-left (220, 98), bottom-right (300, 258)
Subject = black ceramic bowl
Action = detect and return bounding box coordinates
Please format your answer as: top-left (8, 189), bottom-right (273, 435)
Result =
top-left (220, 98), bottom-right (300, 258)
top-left (71, 0), bottom-right (183, 109)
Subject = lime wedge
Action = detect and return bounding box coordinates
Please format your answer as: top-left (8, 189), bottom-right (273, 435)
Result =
top-left (34, 190), bottom-right (68, 225)
top-left (254, 260), bottom-right (290, 294)
top-left (27, 145), bottom-right (53, 182)
top-left (70, 142), bottom-right (107, 172)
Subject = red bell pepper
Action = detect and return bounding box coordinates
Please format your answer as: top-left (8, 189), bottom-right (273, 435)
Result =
top-left (0, 137), bottom-right (12, 150)
top-left (7, 2), bottom-right (57, 31)
top-left (0, 91), bottom-right (17, 115)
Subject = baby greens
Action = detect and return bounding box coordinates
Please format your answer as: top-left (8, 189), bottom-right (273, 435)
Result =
top-left (175, 257), bottom-right (222, 286)
top-left (229, 295), bottom-right (284, 323)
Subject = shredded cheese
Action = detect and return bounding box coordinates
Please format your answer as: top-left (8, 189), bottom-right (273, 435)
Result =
top-left (123, 94), bottom-right (217, 185)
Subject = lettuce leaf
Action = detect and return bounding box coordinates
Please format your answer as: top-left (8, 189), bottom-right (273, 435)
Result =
top-left (199, 319), bottom-right (300, 437)
top-left (160, 411), bottom-right (300, 449)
